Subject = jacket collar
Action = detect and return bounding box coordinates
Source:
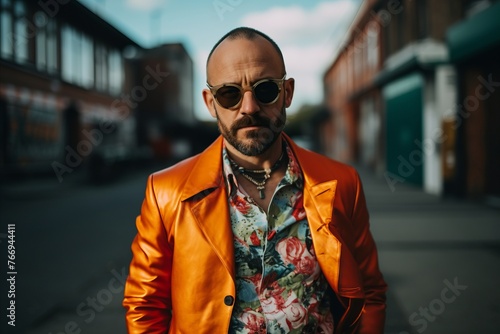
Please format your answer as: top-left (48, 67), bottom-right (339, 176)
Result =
top-left (179, 133), bottom-right (334, 201)
top-left (284, 134), bottom-right (339, 223)
top-left (284, 133), bottom-right (333, 187)
top-left (179, 136), bottom-right (226, 202)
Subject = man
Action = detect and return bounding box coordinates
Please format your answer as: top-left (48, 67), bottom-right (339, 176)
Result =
top-left (123, 27), bottom-right (387, 334)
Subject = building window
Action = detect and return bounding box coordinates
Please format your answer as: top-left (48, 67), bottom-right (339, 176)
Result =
top-left (35, 12), bottom-right (46, 69)
top-left (354, 36), bottom-right (363, 77)
top-left (0, 0), bottom-right (30, 64)
top-left (61, 25), bottom-right (72, 82)
top-left (366, 22), bottom-right (379, 69)
top-left (46, 19), bottom-right (57, 73)
top-left (0, 0), bottom-right (13, 59)
top-left (81, 34), bottom-right (93, 88)
top-left (95, 43), bottom-right (108, 92)
top-left (61, 25), bottom-right (94, 89)
top-left (108, 49), bottom-right (123, 95)
top-left (35, 12), bottom-right (58, 74)
top-left (13, 0), bottom-right (28, 64)
top-left (383, 17), bottom-right (392, 57)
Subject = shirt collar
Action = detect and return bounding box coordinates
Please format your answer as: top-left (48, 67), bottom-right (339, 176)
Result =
top-left (222, 148), bottom-right (238, 198)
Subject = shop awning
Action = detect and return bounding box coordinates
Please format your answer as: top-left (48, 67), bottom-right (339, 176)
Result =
top-left (447, 2), bottom-right (500, 63)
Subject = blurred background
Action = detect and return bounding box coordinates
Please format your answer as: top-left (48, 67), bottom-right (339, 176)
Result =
top-left (0, 0), bottom-right (499, 333)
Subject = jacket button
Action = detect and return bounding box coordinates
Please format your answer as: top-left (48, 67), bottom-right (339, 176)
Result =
top-left (224, 295), bottom-right (234, 306)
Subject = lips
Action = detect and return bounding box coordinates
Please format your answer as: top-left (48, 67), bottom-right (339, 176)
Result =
top-left (239, 124), bottom-right (264, 129)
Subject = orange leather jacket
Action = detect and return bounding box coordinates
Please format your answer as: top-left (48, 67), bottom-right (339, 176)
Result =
top-left (123, 134), bottom-right (387, 333)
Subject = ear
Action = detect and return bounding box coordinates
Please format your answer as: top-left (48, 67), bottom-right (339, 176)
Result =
top-left (202, 89), bottom-right (217, 118)
top-left (284, 78), bottom-right (295, 108)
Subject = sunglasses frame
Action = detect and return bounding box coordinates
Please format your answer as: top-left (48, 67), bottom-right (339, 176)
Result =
top-left (207, 74), bottom-right (287, 109)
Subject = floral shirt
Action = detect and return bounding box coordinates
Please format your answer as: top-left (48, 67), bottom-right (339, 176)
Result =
top-left (223, 144), bottom-right (334, 334)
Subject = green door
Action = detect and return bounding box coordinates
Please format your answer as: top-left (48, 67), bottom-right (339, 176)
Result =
top-left (383, 73), bottom-right (424, 187)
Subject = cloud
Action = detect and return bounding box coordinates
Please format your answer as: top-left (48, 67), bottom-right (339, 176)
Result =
top-left (126, 0), bottom-right (166, 11)
top-left (240, 1), bottom-right (357, 46)
top-left (281, 43), bottom-right (335, 104)
top-left (239, 1), bottom-right (359, 111)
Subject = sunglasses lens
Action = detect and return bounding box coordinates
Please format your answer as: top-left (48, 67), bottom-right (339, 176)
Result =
top-left (254, 81), bottom-right (280, 104)
top-left (216, 86), bottom-right (242, 108)
top-left (212, 79), bottom-right (282, 108)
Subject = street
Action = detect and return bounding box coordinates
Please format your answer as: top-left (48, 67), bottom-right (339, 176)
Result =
top-left (0, 165), bottom-right (152, 334)
top-left (359, 167), bottom-right (500, 334)
top-left (1, 163), bottom-right (499, 333)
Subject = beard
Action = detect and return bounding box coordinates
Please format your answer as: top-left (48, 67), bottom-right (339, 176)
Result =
top-left (215, 103), bottom-right (286, 156)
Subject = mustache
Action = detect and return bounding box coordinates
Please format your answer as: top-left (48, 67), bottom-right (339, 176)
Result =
top-left (231, 115), bottom-right (271, 131)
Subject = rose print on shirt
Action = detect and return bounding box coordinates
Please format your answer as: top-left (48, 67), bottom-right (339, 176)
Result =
top-left (261, 284), bottom-right (308, 331)
top-left (232, 194), bottom-right (252, 215)
top-left (239, 309), bottom-right (266, 334)
top-left (276, 236), bottom-right (318, 277)
top-left (249, 230), bottom-right (260, 246)
top-left (290, 192), bottom-right (306, 221)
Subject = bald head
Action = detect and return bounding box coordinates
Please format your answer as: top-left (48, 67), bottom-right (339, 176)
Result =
top-left (206, 27), bottom-right (286, 82)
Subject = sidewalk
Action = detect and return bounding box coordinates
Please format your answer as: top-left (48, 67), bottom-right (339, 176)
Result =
top-left (0, 170), bottom-right (88, 201)
top-left (0, 166), bottom-right (147, 334)
top-left (356, 166), bottom-right (500, 334)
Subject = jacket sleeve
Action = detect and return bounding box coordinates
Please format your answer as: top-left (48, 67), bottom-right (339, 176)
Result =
top-left (123, 174), bottom-right (173, 333)
top-left (350, 171), bottom-right (387, 334)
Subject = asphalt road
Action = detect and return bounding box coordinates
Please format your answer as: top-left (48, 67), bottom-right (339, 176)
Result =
top-left (1, 163), bottom-right (499, 333)
top-left (0, 165), bottom-right (152, 334)
top-left (358, 167), bottom-right (500, 334)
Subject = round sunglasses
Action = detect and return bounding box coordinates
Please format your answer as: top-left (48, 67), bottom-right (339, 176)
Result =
top-left (207, 75), bottom-right (286, 109)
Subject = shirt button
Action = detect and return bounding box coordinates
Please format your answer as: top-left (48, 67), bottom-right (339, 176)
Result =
top-left (224, 295), bottom-right (234, 306)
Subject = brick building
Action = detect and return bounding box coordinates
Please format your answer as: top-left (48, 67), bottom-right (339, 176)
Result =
top-left (131, 43), bottom-right (197, 161)
top-left (324, 0), bottom-right (383, 165)
top-left (0, 0), bottom-right (140, 180)
top-left (323, 0), bottom-right (500, 199)
top-left (447, 1), bottom-right (500, 199)
top-left (0, 0), bottom-right (198, 181)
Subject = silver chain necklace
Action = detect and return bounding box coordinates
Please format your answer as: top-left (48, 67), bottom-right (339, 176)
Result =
top-left (228, 151), bottom-right (286, 199)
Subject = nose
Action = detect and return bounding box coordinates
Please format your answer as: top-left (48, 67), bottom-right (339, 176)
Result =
top-left (239, 90), bottom-right (260, 115)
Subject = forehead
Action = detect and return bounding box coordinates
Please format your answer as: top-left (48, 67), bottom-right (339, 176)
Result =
top-left (207, 36), bottom-right (283, 83)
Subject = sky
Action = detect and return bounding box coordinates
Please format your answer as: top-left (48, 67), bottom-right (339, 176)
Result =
top-left (79, 0), bottom-right (362, 121)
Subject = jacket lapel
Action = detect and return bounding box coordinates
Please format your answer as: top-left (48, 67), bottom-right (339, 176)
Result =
top-left (303, 179), bottom-right (365, 334)
top-left (180, 137), bottom-right (235, 280)
top-left (286, 135), bottom-right (364, 298)
top-left (303, 180), bottom-right (342, 293)
top-left (190, 186), bottom-right (235, 280)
